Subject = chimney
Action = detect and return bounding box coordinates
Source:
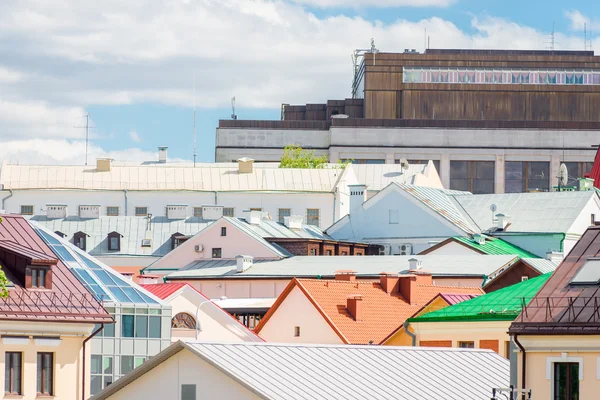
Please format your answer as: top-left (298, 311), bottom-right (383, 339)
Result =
top-left (408, 258), bottom-right (422, 271)
top-left (398, 274), bottom-right (417, 305)
top-left (496, 214), bottom-right (509, 230)
top-left (236, 255), bottom-right (254, 272)
top-left (284, 215), bottom-right (303, 229)
top-left (96, 158), bottom-right (112, 172)
top-left (348, 184), bottom-right (368, 212)
top-left (473, 234), bottom-right (486, 246)
top-left (158, 146), bottom-right (168, 163)
top-left (546, 251), bottom-right (564, 263)
top-left (380, 272), bottom-right (400, 295)
top-left (245, 210), bottom-right (262, 225)
top-left (237, 157), bottom-right (254, 173)
top-left (335, 270), bottom-right (356, 281)
top-left (346, 294), bottom-right (363, 321)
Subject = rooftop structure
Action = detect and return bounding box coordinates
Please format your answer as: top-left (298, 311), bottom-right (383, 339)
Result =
top-left (420, 235), bottom-right (539, 258)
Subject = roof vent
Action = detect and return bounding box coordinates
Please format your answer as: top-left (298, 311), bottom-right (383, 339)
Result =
top-left (237, 157), bottom-right (254, 173)
top-left (245, 210), bottom-right (262, 225)
top-left (202, 206), bottom-right (224, 220)
top-left (473, 234), bottom-right (486, 246)
top-left (408, 258), bottom-right (422, 271)
top-left (236, 255), bottom-right (254, 273)
top-left (166, 205), bottom-right (187, 220)
top-left (284, 215), bottom-right (303, 229)
top-left (158, 146), bottom-right (168, 163)
top-left (496, 213), bottom-right (509, 231)
top-left (79, 205), bottom-right (100, 219)
top-left (96, 158), bottom-right (112, 172)
top-left (46, 204), bottom-right (67, 219)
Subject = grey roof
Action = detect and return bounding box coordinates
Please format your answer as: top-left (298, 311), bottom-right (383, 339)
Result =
top-left (351, 163), bottom-right (429, 191)
top-left (232, 217), bottom-right (332, 240)
top-left (521, 258), bottom-right (560, 274)
top-left (29, 216), bottom-right (213, 257)
top-left (93, 341), bottom-right (509, 400)
top-left (166, 255), bottom-right (518, 280)
top-left (455, 191), bottom-right (597, 233)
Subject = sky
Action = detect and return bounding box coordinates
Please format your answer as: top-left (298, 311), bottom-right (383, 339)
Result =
top-left (0, 0), bottom-right (598, 165)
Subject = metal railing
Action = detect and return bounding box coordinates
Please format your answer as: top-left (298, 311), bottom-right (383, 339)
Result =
top-left (519, 296), bottom-right (600, 324)
top-left (0, 290), bottom-right (108, 318)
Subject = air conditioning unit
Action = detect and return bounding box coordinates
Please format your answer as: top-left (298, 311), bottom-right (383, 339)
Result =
top-left (194, 244), bottom-right (204, 253)
top-left (379, 244), bottom-right (391, 255)
top-left (399, 244), bottom-right (412, 255)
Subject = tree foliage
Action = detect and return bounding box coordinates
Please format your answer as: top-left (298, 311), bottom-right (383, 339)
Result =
top-left (279, 144), bottom-right (353, 169)
top-left (0, 216), bottom-right (7, 298)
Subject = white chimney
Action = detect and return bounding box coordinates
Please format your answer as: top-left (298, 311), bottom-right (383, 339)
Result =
top-left (408, 258), bottom-right (422, 271)
top-left (237, 157), bottom-right (254, 173)
top-left (473, 233), bottom-right (486, 246)
top-left (236, 255), bottom-right (254, 273)
top-left (158, 146), bottom-right (168, 163)
top-left (496, 213), bottom-right (509, 230)
top-left (245, 210), bottom-right (262, 225)
top-left (348, 184), bottom-right (368, 212)
top-left (284, 215), bottom-right (304, 229)
top-left (546, 251), bottom-right (564, 263)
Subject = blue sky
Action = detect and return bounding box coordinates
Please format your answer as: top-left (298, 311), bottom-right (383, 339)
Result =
top-left (0, 1), bottom-right (597, 164)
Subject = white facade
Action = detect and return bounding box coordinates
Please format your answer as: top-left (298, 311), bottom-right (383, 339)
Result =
top-left (216, 125), bottom-right (598, 193)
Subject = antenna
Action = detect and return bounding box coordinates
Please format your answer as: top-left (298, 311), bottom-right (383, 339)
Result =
top-left (351, 39), bottom-right (380, 98)
top-left (74, 114), bottom-right (95, 166)
top-left (545, 21), bottom-right (556, 50)
top-left (193, 69), bottom-right (197, 167)
top-left (231, 97), bottom-right (237, 120)
top-left (558, 163), bottom-right (569, 190)
top-left (370, 38), bottom-right (379, 66)
top-left (424, 28), bottom-right (427, 52)
top-left (585, 23), bottom-right (587, 51)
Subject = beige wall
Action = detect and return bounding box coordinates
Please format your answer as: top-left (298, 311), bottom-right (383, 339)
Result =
top-left (106, 348), bottom-right (262, 400)
top-left (167, 287), bottom-right (260, 343)
top-left (410, 320), bottom-right (512, 357)
top-left (0, 320), bottom-right (95, 400)
top-left (517, 335), bottom-right (600, 400)
top-left (258, 286), bottom-right (344, 344)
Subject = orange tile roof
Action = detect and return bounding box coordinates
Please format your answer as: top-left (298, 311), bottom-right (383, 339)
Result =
top-left (256, 278), bottom-right (483, 345)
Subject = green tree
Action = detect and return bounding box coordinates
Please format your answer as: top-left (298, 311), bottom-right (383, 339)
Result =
top-left (279, 145), bottom-right (353, 169)
top-left (0, 216), bottom-right (7, 298)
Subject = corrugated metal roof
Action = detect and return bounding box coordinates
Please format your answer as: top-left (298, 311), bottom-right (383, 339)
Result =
top-left (521, 258), bottom-right (559, 274)
top-left (166, 255), bottom-right (518, 280)
top-left (439, 293), bottom-right (480, 305)
top-left (455, 191), bottom-right (597, 233)
top-left (233, 217), bottom-right (332, 240)
top-left (139, 283), bottom-right (188, 300)
top-left (453, 236), bottom-right (539, 258)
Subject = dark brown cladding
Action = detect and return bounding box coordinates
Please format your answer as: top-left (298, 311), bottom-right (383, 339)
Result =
top-left (424, 49), bottom-right (595, 57)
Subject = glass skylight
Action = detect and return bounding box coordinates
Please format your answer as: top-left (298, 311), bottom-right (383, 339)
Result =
top-left (570, 258), bottom-right (600, 285)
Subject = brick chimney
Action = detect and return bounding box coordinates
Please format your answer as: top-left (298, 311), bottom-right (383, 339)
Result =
top-left (347, 294), bottom-right (363, 321)
top-left (335, 270), bottom-right (356, 281)
top-left (398, 274), bottom-right (417, 305)
top-left (380, 272), bottom-right (400, 295)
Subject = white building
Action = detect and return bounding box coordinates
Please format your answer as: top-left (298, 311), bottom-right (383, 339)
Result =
top-left (0, 154), bottom-right (442, 230)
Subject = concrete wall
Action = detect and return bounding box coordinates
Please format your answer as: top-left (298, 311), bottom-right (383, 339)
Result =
top-left (258, 286), bottom-right (345, 344)
top-left (106, 348), bottom-right (262, 400)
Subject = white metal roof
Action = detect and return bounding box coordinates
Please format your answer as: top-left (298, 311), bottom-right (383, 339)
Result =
top-left (93, 341), bottom-right (510, 400)
top-left (166, 254), bottom-right (518, 280)
top-left (521, 258), bottom-right (560, 274)
top-left (350, 163), bottom-right (429, 191)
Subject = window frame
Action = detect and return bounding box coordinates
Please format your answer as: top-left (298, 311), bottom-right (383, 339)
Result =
top-left (106, 206), bottom-right (119, 216)
top-left (30, 267), bottom-right (49, 288)
top-left (458, 341), bottom-right (475, 349)
top-left (220, 227), bottom-right (227, 237)
top-left (107, 231), bottom-right (122, 251)
top-left (553, 362), bottom-right (580, 400)
top-left (294, 326), bottom-right (301, 337)
top-left (5, 351), bottom-right (22, 395)
top-left (505, 161), bottom-right (550, 193)
top-left (449, 160), bottom-right (495, 194)
top-left (172, 312), bottom-right (197, 329)
top-left (306, 208), bottom-right (320, 227)
top-left (135, 206), bottom-right (148, 216)
top-left (212, 248), bottom-right (222, 259)
top-left (36, 352), bottom-right (54, 396)
top-left (223, 207), bottom-right (235, 217)
top-left (20, 205), bottom-right (34, 215)
top-left (278, 208), bottom-right (291, 224)
top-left (73, 231), bottom-right (87, 251)
top-left (193, 207), bottom-right (203, 218)
top-left (181, 384), bottom-right (197, 400)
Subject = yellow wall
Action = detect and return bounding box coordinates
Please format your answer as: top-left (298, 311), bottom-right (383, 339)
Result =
top-left (0, 320), bottom-right (95, 400)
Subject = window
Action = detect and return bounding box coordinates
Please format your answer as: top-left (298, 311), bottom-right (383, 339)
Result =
top-left (278, 208), bottom-right (291, 224)
top-left (554, 362), bottom-right (579, 400)
top-left (121, 356), bottom-right (134, 375)
top-left (389, 209), bottom-right (399, 224)
top-left (325, 250), bottom-right (332, 256)
top-left (73, 231), bottom-right (87, 251)
top-left (182, 384), bottom-right (197, 400)
top-left (107, 232), bottom-right (121, 251)
top-left (505, 161), bottom-right (550, 193)
top-left (122, 315), bottom-right (134, 338)
top-left (106, 206), bottom-right (119, 216)
top-left (193, 207), bottom-right (203, 218)
top-left (220, 227), bottom-right (227, 236)
top-left (458, 341), bottom-right (475, 348)
top-left (294, 326), bottom-right (301, 337)
top-left (149, 316), bottom-right (161, 338)
top-left (172, 313), bottom-right (197, 329)
top-left (20, 205), bottom-right (34, 215)
top-left (135, 207), bottom-right (148, 216)
top-left (306, 209), bottom-right (320, 226)
top-left (521, 276), bottom-right (529, 282)
top-left (37, 352), bottom-right (53, 396)
top-left (135, 357), bottom-right (146, 368)
top-left (212, 248), bottom-right (222, 258)
top-left (561, 161), bottom-right (594, 187)
top-left (223, 207), bottom-right (235, 217)
top-left (341, 251), bottom-right (348, 255)
top-left (449, 161), bottom-right (495, 194)
top-left (135, 315), bottom-right (148, 338)
top-left (30, 267), bottom-right (48, 288)
top-left (5, 352), bottom-right (22, 395)
top-left (171, 233), bottom-right (188, 250)
top-left (310, 248), bottom-right (317, 256)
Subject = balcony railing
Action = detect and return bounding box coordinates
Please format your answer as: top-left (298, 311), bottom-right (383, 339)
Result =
top-left (0, 289), bottom-right (109, 319)
top-left (518, 296), bottom-right (600, 324)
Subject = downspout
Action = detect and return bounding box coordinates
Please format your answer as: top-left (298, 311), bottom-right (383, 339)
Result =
top-left (513, 334), bottom-right (526, 391)
top-left (123, 189), bottom-right (128, 216)
top-left (559, 233), bottom-right (565, 253)
top-left (214, 191), bottom-right (218, 206)
top-left (82, 323), bottom-right (104, 400)
top-left (1, 189), bottom-right (13, 210)
top-left (403, 321), bottom-right (417, 346)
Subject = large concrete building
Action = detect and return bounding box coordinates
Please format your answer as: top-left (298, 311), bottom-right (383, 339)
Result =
top-left (216, 49), bottom-right (600, 194)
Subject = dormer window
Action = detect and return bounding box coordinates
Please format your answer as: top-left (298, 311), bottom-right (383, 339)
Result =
top-left (73, 231), bottom-right (88, 251)
top-left (27, 266), bottom-right (52, 289)
top-left (171, 233), bottom-right (188, 250)
top-left (107, 231), bottom-right (122, 251)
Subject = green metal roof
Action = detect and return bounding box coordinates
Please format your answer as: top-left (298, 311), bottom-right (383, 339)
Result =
top-left (409, 273), bottom-right (551, 323)
top-left (453, 235), bottom-right (539, 258)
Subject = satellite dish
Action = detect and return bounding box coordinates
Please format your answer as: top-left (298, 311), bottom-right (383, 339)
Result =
top-left (559, 163), bottom-right (569, 186)
top-left (490, 204), bottom-right (497, 212)
top-left (399, 158), bottom-right (410, 171)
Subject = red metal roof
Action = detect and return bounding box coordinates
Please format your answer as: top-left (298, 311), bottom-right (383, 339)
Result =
top-left (510, 225), bottom-right (600, 335)
top-left (0, 215), bottom-right (112, 324)
top-left (139, 283), bottom-right (188, 300)
top-left (439, 293), bottom-right (480, 306)
top-left (589, 146), bottom-right (600, 188)
top-left (0, 240), bottom-right (57, 265)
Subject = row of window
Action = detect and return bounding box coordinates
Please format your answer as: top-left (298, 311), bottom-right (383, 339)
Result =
top-left (90, 355), bottom-right (151, 394)
top-left (403, 67), bottom-right (600, 85)
top-left (19, 205), bottom-right (237, 217)
top-left (4, 352), bottom-right (53, 396)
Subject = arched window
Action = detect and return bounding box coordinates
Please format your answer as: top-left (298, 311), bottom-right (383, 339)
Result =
top-left (171, 313), bottom-right (196, 329)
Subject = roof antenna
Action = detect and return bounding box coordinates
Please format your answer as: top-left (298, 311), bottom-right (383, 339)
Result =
top-left (585, 22), bottom-right (588, 51)
top-left (231, 97), bottom-right (237, 120)
top-left (193, 70), bottom-right (197, 167)
top-left (74, 114), bottom-right (95, 166)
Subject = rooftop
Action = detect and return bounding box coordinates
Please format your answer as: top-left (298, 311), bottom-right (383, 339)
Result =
top-left (452, 236), bottom-right (539, 258)
top-left (411, 273), bottom-right (551, 323)
top-left (94, 341), bottom-right (509, 400)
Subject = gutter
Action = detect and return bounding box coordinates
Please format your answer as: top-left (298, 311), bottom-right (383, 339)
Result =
top-left (403, 321), bottom-right (417, 346)
top-left (82, 323), bottom-right (104, 400)
top-left (559, 233), bottom-right (565, 252)
top-left (513, 334), bottom-right (527, 391)
top-left (1, 189), bottom-right (13, 210)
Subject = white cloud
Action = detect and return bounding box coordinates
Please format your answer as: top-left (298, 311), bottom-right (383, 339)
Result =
top-left (128, 130), bottom-right (141, 143)
top-left (291, 0), bottom-right (454, 7)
